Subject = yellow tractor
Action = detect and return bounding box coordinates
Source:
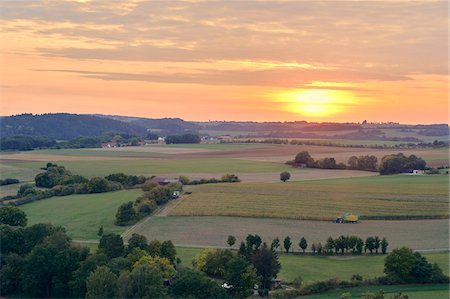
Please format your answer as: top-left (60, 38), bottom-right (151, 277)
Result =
top-left (334, 213), bottom-right (359, 223)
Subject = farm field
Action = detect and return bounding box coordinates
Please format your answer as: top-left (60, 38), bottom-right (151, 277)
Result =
top-left (170, 175), bottom-right (449, 220)
top-left (7, 158), bottom-right (295, 177)
top-left (299, 284), bottom-right (449, 299)
top-left (1, 143), bottom-right (448, 167)
top-left (126, 216), bottom-right (449, 251)
top-left (175, 246), bottom-right (448, 283)
top-left (19, 189), bottom-right (142, 240)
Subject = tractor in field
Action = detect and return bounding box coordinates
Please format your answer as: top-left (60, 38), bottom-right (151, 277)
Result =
top-left (334, 213), bottom-right (359, 223)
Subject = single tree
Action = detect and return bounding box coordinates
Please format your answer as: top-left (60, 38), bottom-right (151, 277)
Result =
top-left (98, 233), bottom-right (124, 259)
top-left (283, 236), bottom-right (292, 253)
top-left (271, 237), bottom-right (280, 252)
top-left (251, 244), bottom-right (281, 291)
top-left (170, 269), bottom-right (226, 298)
top-left (97, 226), bottom-right (103, 237)
top-left (280, 171), bottom-right (291, 182)
top-left (160, 240), bottom-right (176, 263)
top-left (225, 256), bottom-right (258, 298)
top-left (85, 266), bottom-right (117, 299)
top-left (299, 237), bottom-right (308, 253)
top-left (115, 202), bottom-right (137, 226)
top-left (227, 235), bottom-right (236, 248)
top-left (0, 206), bottom-right (27, 227)
top-left (381, 237), bottom-right (389, 254)
top-left (127, 233), bottom-right (149, 253)
top-left (374, 236), bottom-right (381, 254)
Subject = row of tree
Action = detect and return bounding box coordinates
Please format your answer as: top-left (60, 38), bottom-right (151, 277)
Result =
top-left (115, 182), bottom-right (182, 225)
top-left (287, 151), bottom-right (427, 175)
top-left (178, 173), bottom-right (241, 185)
top-left (227, 234), bottom-right (388, 255)
top-left (1, 165), bottom-right (151, 206)
top-left (0, 178), bottom-right (20, 186)
top-left (0, 133), bottom-right (146, 151)
top-left (165, 133), bottom-right (201, 144)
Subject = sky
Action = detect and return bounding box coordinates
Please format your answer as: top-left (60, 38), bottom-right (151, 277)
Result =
top-left (0, 0), bottom-right (448, 123)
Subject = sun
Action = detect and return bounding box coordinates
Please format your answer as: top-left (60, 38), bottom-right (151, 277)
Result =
top-left (279, 89), bottom-right (351, 117)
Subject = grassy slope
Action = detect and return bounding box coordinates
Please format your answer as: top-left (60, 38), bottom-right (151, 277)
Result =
top-left (170, 175), bottom-right (449, 219)
top-left (20, 189), bottom-right (142, 239)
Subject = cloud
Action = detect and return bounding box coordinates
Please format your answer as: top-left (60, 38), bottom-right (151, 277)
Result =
top-left (2, 0), bottom-right (448, 84)
top-left (32, 68), bottom-right (409, 88)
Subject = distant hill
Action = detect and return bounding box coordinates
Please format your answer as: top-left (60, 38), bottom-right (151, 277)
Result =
top-left (0, 113), bottom-right (148, 140)
top-left (93, 114), bottom-right (200, 133)
top-left (1, 113), bottom-right (448, 141)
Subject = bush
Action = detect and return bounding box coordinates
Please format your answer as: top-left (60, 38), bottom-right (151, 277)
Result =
top-left (0, 178), bottom-right (20, 186)
top-left (221, 174), bottom-right (240, 183)
top-left (0, 206), bottom-right (27, 226)
top-left (115, 202), bottom-right (138, 226)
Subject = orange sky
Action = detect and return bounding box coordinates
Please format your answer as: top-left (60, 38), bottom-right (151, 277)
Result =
top-left (0, 0), bottom-right (448, 123)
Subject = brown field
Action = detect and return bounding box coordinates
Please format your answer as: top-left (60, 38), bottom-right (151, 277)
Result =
top-left (124, 216), bottom-right (449, 251)
top-left (169, 176), bottom-right (449, 220)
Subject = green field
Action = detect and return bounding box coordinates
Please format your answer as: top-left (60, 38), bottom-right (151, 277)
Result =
top-left (20, 189), bottom-right (142, 239)
top-left (0, 162), bottom-right (41, 181)
top-left (170, 175), bottom-right (449, 219)
top-left (175, 246), bottom-right (448, 283)
top-left (299, 284), bottom-right (449, 299)
top-left (16, 158), bottom-right (293, 177)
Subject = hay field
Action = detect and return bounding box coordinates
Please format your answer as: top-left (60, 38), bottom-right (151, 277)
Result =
top-left (170, 175), bottom-right (449, 219)
top-left (127, 216), bottom-right (449, 251)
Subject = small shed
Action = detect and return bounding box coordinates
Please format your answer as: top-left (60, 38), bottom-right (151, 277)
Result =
top-left (412, 170), bottom-right (425, 175)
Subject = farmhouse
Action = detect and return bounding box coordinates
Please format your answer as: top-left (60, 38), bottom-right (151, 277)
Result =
top-left (152, 176), bottom-right (180, 185)
top-left (101, 142), bottom-right (118, 148)
top-left (412, 169), bottom-right (425, 175)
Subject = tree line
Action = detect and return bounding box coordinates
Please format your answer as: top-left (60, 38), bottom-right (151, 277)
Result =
top-left (178, 174), bottom-right (240, 185)
top-left (286, 151), bottom-right (428, 175)
top-left (1, 164), bottom-right (142, 206)
top-left (0, 133), bottom-right (146, 151)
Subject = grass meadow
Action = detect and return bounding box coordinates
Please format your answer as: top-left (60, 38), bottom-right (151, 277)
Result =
top-left (20, 189), bottom-right (142, 240)
top-left (175, 246), bottom-right (448, 283)
top-left (170, 175), bottom-right (449, 220)
top-left (298, 284), bottom-right (449, 299)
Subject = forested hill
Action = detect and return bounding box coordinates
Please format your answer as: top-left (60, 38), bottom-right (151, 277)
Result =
top-left (0, 113), bottom-right (148, 140)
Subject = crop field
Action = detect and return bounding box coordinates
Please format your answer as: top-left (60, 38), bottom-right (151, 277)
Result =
top-left (175, 246), bottom-right (448, 283)
top-left (300, 284), bottom-right (449, 299)
top-left (20, 189), bottom-right (142, 240)
top-left (170, 175), bottom-right (449, 220)
top-left (126, 216), bottom-right (449, 251)
top-left (12, 158), bottom-right (297, 177)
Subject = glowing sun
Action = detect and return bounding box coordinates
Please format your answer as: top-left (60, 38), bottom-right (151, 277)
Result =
top-left (280, 89), bottom-right (352, 117)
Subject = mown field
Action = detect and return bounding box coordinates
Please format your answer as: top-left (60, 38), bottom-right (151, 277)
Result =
top-left (299, 284), bottom-right (449, 299)
top-left (19, 189), bottom-right (142, 240)
top-left (12, 158), bottom-right (294, 177)
top-left (170, 175), bottom-right (449, 220)
top-left (127, 216), bottom-right (449, 251)
top-left (175, 246), bottom-right (449, 283)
